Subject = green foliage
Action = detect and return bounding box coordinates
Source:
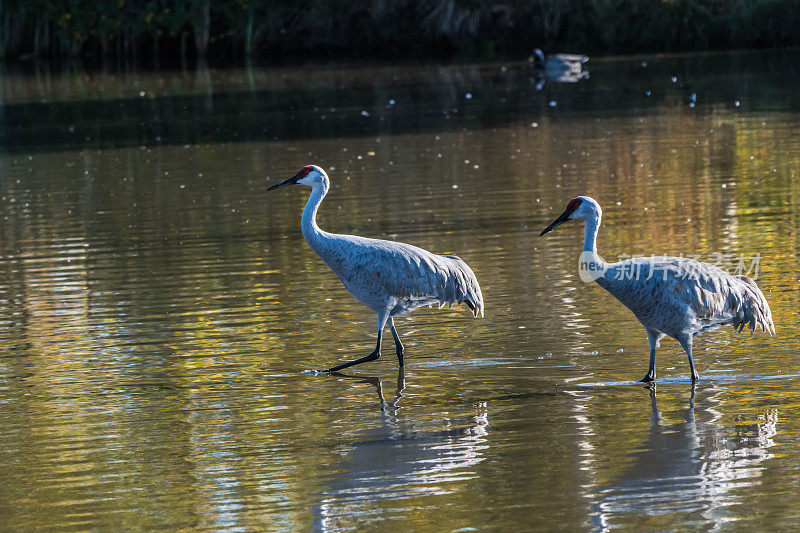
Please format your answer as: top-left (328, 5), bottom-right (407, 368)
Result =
top-left (2, 0), bottom-right (800, 64)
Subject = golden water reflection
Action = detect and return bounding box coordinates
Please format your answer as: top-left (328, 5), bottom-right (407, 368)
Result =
top-left (582, 386), bottom-right (778, 530)
top-left (1, 50), bottom-right (800, 529)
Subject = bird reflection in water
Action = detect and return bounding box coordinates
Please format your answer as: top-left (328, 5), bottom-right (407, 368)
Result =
top-left (328, 369), bottom-right (407, 411)
top-left (589, 385), bottom-right (778, 530)
top-left (313, 370), bottom-right (489, 529)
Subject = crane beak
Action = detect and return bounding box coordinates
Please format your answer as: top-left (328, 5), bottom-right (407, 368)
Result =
top-left (540, 209), bottom-right (572, 236)
top-left (267, 172), bottom-right (302, 191)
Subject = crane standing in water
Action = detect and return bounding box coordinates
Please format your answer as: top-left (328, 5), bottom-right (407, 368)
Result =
top-left (540, 196), bottom-right (774, 382)
top-left (269, 165), bottom-right (484, 373)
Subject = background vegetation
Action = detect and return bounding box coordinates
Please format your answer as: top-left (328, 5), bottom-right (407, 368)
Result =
top-left (2, 0), bottom-right (800, 67)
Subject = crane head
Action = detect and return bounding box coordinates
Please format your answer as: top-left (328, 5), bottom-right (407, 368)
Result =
top-left (268, 164), bottom-right (329, 190)
top-left (540, 196), bottom-right (601, 236)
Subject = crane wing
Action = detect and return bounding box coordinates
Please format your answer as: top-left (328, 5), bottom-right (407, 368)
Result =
top-left (601, 257), bottom-right (774, 335)
top-left (315, 234), bottom-right (484, 318)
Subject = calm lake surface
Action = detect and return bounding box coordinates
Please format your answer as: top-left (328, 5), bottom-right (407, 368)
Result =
top-left (2, 50), bottom-right (800, 530)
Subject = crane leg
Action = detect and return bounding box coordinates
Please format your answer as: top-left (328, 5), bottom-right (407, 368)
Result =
top-left (324, 313), bottom-right (388, 373)
top-left (678, 334), bottom-right (699, 382)
top-left (388, 317), bottom-right (404, 367)
top-left (639, 329), bottom-right (663, 383)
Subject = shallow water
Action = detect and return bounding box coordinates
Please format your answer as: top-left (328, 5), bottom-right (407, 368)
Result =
top-left (2, 51), bottom-right (800, 530)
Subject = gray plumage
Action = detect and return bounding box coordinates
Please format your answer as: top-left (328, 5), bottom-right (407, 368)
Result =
top-left (311, 233), bottom-right (483, 318)
top-left (268, 165), bottom-right (484, 372)
top-left (599, 257), bottom-right (774, 338)
top-left (541, 196), bottom-right (774, 382)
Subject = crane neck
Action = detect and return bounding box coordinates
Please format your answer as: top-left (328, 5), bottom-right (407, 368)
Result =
top-left (583, 213), bottom-right (608, 271)
top-left (301, 181), bottom-right (329, 244)
top-left (583, 213), bottom-right (601, 254)
top-left (579, 213), bottom-right (608, 285)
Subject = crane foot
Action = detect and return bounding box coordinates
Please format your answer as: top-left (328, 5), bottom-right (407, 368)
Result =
top-left (324, 349), bottom-right (381, 372)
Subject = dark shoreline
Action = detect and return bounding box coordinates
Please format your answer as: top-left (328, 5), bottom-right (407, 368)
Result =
top-left (3, 1), bottom-right (800, 70)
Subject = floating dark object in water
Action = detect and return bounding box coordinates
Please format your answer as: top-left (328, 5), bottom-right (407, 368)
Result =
top-left (530, 48), bottom-right (589, 86)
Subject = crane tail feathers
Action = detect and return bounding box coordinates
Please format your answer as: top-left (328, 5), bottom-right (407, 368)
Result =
top-left (464, 297), bottom-right (481, 318)
top-left (438, 254), bottom-right (484, 318)
top-left (730, 275), bottom-right (774, 337)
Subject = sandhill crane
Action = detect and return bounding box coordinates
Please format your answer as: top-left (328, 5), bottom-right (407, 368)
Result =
top-left (268, 165), bottom-right (484, 372)
top-left (540, 196), bottom-right (774, 382)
